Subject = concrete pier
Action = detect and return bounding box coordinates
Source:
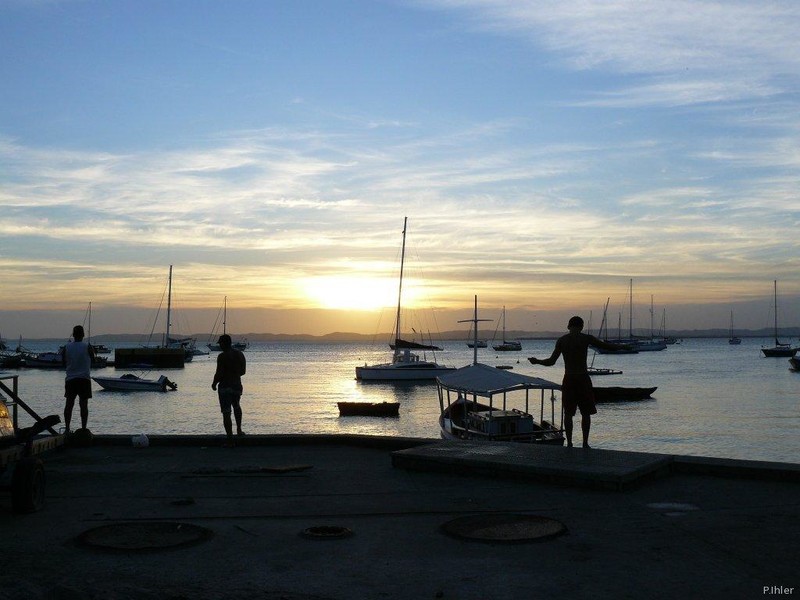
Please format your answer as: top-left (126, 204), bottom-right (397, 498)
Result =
top-left (1, 435), bottom-right (797, 599)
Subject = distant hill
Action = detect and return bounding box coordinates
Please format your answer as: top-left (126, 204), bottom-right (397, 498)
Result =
top-left (21, 326), bottom-right (795, 344)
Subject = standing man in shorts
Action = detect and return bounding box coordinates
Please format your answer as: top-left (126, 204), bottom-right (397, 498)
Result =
top-left (212, 334), bottom-right (247, 446)
top-left (529, 316), bottom-right (631, 448)
top-left (61, 325), bottom-right (96, 434)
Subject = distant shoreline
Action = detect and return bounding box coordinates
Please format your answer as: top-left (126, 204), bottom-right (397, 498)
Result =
top-left (15, 328), bottom-right (800, 344)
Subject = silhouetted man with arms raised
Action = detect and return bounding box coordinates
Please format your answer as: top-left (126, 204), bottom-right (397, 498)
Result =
top-left (529, 316), bottom-right (630, 448)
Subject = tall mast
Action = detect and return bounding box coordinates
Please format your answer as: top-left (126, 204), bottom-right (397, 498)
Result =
top-left (166, 265), bottom-right (173, 345)
top-left (223, 296), bottom-right (227, 336)
top-left (394, 217), bottom-right (408, 344)
top-left (458, 295), bottom-right (491, 365)
top-left (600, 297), bottom-right (610, 341)
top-left (773, 279), bottom-right (778, 345)
top-left (628, 278), bottom-right (633, 338)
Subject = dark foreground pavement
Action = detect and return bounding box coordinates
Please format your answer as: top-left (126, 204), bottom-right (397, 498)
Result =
top-left (1, 435), bottom-right (798, 600)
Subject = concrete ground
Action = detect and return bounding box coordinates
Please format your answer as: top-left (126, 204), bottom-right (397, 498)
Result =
top-left (1, 435), bottom-right (798, 600)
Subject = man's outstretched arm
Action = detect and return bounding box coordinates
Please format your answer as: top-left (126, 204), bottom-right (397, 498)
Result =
top-left (529, 340), bottom-right (562, 366)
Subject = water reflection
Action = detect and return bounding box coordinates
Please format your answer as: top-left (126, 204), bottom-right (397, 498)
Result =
top-left (4, 338), bottom-right (799, 463)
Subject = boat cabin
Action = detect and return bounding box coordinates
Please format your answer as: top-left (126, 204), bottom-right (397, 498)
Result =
top-left (437, 363), bottom-right (564, 444)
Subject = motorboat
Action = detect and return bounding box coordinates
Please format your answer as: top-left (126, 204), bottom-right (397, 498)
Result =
top-left (437, 363), bottom-right (564, 444)
top-left (92, 373), bottom-right (177, 392)
top-left (19, 347), bottom-right (107, 369)
top-left (355, 218), bottom-right (454, 381)
top-left (438, 297), bottom-right (563, 444)
top-left (0, 352), bottom-right (23, 369)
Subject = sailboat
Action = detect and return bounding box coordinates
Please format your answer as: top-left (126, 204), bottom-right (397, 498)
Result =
top-left (207, 296), bottom-right (249, 351)
top-left (114, 266), bottom-right (187, 368)
top-left (728, 310), bottom-right (742, 345)
top-left (588, 298), bottom-right (624, 374)
top-left (355, 218), bottom-right (455, 381)
top-left (465, 320), bottom-right (487, 348)
top-left (491, 307), bottom-right (522, 351)
top-left (761, 280), bottom-right (798, 357)
top-left (597, 280), bottom-right (665, 352)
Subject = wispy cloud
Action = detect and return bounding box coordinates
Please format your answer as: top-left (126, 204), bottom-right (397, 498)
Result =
top-left (421, 0), bottom-right (800, 106)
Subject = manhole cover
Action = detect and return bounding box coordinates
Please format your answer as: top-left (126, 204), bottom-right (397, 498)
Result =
top-left (77, 522), bottom-right (213, 551)
top-left (441, 514), bottom-right (567, 543)
top-left (300, 526), bottom-right (353, 540)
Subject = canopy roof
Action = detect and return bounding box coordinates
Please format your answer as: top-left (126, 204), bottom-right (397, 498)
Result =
top-left (436, 362), bottom-right (560, 397)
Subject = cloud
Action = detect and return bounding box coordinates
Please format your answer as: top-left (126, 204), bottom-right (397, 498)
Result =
top-left (420, 0), bottom-right (800, 106)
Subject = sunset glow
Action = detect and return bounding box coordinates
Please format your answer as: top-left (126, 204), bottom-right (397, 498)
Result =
top-left (1, 1), bottom-right (799, 337)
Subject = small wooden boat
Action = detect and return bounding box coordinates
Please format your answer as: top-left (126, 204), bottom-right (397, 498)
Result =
top-left (592, 386), bottom-right (657, 402)
top-left (337, 402), bottom-right (399, 417)
top-left (92, 374), bottom-right (177, 392)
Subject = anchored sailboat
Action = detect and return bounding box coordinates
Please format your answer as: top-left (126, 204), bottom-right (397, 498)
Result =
top-left (355, 218), bottom-right (454, 381)
top-left (761, 280), bottom-right (798, 357)
top-left (491, 306), bottom-right (521, 351)
top-left (728, 310), bottom-right (741, 345)
top-left (207, 296), bottom-right (249, 352)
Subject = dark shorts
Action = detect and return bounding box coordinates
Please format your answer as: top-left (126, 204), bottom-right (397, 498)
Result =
top-left (217, 387), bottom-right (242, 415)
top-left (561, 374), bottom-right (596, 417)
top-left (65, 378), bottom-right (93, 402)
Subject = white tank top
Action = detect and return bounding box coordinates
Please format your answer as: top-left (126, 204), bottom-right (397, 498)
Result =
top-left (64, 341), bottom-right (91, 380)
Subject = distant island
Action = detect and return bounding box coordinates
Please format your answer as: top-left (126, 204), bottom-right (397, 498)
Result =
top-left (22, 326), bottom-right (800, 344)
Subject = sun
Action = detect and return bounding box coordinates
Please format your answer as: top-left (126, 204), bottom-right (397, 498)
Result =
top-left (302, 276), bottom-right (399, 310)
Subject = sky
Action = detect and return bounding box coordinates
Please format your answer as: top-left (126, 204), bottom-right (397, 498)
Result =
top-left (1, 0), bottom-right (799, 339)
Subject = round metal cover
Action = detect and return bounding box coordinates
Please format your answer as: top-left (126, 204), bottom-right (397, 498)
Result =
top-left (77, 522), bottom-right (213, 551)
top-left (300, 525), bottom-right (353, 540)
top-left (441, 514), bottom-right (566, 543)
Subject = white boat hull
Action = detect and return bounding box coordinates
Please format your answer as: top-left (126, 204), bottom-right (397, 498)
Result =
top-left (92, 374), bottom-right (176, 392)
top-left (356, 364), bottom-right (455, 381)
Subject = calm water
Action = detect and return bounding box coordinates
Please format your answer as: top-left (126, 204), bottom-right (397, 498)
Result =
top-left (4, 338), bottom-right (799, 464)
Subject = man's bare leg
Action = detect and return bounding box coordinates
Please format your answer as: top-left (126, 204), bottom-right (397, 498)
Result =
top-left (581, 414), bottom-right (591, 448)
top-left (64, 398), bottom-right (75, 433)
top-left (564, 414), bottom-right (574, 447)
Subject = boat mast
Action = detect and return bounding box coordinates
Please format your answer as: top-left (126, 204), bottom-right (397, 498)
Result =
top-left (393, 217), bottom-right (407, 346)
top-left (458, 295), bottom-right (491, 365)
top-left (773, 279), bottom-right (779, 345)
top-left (223, 296), bottom-right (227, 336)
top-left (628, 278), bottom-right (633, 339)
top-left (165, 265), bottom-right (173, 346)
top-left (650, 295), bottom-right (654, 339)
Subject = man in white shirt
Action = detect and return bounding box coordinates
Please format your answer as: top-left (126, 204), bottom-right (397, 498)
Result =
top-left (61, 325), bottom-right (95, 433)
